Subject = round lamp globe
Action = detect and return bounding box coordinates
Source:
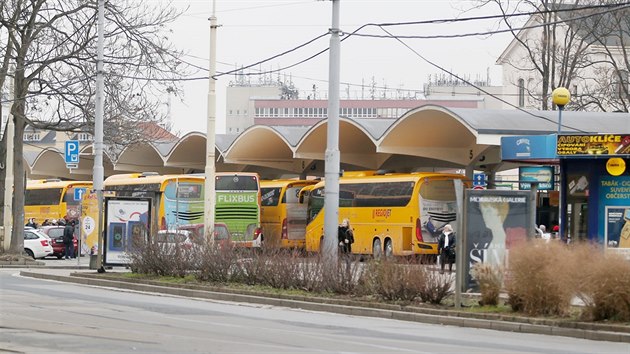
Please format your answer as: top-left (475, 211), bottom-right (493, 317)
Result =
top-left (552, 87), bottom-right (571, 107)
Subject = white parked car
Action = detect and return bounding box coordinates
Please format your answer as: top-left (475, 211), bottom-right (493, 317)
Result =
top-left (24, 229), bottom-right (54, 259)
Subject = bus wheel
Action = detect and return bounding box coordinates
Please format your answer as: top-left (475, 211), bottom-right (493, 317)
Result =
top-left (384, 239), bottom-right (393, 259)
top-left (372, 238), bottom-right (382, 259)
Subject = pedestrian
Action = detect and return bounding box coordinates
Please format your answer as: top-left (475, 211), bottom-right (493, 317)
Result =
top-left (437, 224), bottom-right (456, 274)
top-left (338, 218), bottom-right (354, 254)
top-left (25, 218), bottom-right (37, 228)
top-left (42, 219), bottom-right (51, 226)
top-left (63, 220), bottom-right (75, 260)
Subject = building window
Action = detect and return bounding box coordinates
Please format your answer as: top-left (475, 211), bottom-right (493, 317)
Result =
top-left (518, 78), bottom-right (525, 107)
top-left (78, 133), bottom-right (92, 142)
top-left (23, 133), bottom-right (40, 141)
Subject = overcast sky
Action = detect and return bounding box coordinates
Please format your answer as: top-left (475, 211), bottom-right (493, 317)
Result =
top-left (166, 0), bottom-right (514, 135)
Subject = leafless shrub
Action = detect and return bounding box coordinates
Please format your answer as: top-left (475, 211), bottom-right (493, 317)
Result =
top-left (296, 255), bottom-right (326, 292)
top-left (194, 241), bottom-right (241, 283)
top-left (238, 249), bottom-right (269, 285)
top-left (417, 270), bottom-right (454, 304)
top-left (359, 259), bottom-right (429, 302)
top-left (576, 250), bottom-right (630, 321)
top-left (258, 249), bottom-right (304, 289)
top-left (505, 242), bottom-right (573, 316)
top-left (471, 263), bottom-right (504, 306)
top-left (325, 258), bottom-right (365, 295)
top-left (127, 238), bottom-right (195, 278)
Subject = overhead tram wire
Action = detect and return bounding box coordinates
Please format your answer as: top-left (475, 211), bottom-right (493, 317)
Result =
top-left (371, 1), bottom-right (630, 27)
top-left (352, 2), bottom-right (630, 40)
top-left (102, 1), bottom-right (630, 84)
top-left (213, 1), bottom-right (630, 80)
top-left (375, 25), bottom-right (588, 133)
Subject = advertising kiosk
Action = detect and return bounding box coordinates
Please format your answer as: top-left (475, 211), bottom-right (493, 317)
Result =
top-left (502, 133), bottom-right (630, 257)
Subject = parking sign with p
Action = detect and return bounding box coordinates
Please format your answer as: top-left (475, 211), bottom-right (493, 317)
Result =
top-left (65, 140), bottom-right (80, 168)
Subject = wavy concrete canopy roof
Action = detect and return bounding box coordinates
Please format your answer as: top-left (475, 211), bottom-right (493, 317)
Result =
top-left (23, 105), bottom-right (629, 181)
top-left (224, 125), bottom-right (311, 174)
top-left (293, 117), bottom-right (390, 171)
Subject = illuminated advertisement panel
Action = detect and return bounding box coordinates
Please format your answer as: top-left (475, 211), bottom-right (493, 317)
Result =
top-left (557, 134), bottom-right (630, 156)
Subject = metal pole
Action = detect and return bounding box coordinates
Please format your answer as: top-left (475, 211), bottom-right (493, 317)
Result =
top-left (94, 0), bottom-right (106, 272)
top-left (77, 203), bottom-right (82, 266)
top-left (204, 1), bottom-right (217, 238)
top-left (323, 0), bottom-right (341, 263)
top-left (556, 106), bottom-right (563, 135)
top-left (453, 179), bottom-right (464, 309)
top-left (530, 183), bottom-right (538, 238)
top-left (2, 67), bottom-right (14, 252)
top-left (556, 107), bottom-right (563, 241)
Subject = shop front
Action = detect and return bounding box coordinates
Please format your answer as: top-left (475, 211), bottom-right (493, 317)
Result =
top-left (501, 133), bottom-right (630, 257)
top-left (557, 134), bottom-right (630, 257)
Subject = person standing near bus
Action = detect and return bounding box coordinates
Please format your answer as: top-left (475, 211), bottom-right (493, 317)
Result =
top-left (338, 219), bottom-right (354, 254)
top-left (63, 220), bottom-right (75, 259)
top-left (437, 224), bottom-right (456, 274)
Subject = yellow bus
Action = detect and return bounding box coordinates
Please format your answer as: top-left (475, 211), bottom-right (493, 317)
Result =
top-left (304, 172), bottom-right (468, 258)
top-left (260, 179), bottom-right (318, 249)
top-left (25, 179), bottom-right (93, 224)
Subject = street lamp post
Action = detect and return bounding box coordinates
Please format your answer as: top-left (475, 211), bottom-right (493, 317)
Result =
top-left (204, 1), bottom-right (217, 238)
top-left (323, 0), bottom-right (341, 264)
top-left (551, 87), bottom-right (571, 242)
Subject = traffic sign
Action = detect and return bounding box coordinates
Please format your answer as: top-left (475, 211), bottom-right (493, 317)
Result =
top-left (473, 173), bottom-right (486, 187)
top-left (473, 185), bottom-right (485, 190)
top-left (65, 140), bottom-right (80, 164)
top-left (74, 187), bottom-right (87, 201)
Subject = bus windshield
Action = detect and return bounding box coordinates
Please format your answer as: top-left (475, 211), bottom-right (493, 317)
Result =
top-left (216, 175), bottom-right (258, 191)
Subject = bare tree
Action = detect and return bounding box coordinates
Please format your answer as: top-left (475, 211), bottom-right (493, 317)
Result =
top-left (0, 0), bottom-right (194, 254)
top-left (470, 0), bottom-right (626, 110)
top-left (572, 0), bottom-right (630, 112)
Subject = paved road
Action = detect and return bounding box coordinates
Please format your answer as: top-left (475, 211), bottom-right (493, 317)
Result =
top-left (1, 269), bottom-right (627, 354)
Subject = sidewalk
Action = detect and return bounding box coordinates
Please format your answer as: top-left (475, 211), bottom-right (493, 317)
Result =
top-left (13, 266), bottom-right (630, 344)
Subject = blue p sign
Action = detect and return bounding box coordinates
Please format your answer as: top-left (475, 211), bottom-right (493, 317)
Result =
top-left (65, 140), bottom-right (79, 164)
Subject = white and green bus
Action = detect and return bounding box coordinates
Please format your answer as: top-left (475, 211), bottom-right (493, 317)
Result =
top-left (105, 172), bottom-right (262, 247)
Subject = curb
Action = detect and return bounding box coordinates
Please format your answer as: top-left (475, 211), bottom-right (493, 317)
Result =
top-left (20, 271), bottom-right (630, 343)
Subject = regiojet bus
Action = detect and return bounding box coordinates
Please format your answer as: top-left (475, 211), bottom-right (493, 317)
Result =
top-left (304, 171), bottom-right (468, 258)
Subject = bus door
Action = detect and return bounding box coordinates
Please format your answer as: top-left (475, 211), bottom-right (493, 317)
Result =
top-left (418, 179), bottom-right (458, 244)
top-left (285, 185), bottom-right (308, 241)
